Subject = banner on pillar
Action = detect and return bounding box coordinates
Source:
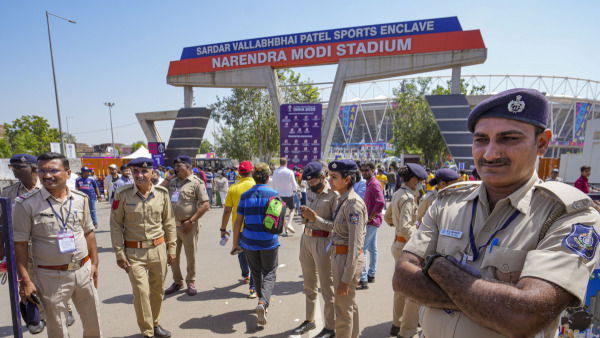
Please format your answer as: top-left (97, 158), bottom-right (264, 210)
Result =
top-left (148, 142), bottom-right (166, 155)
top-left (280, 104), bottom-right (322, 169)
top-left (339, 105), bottom-right (358, 141)
top-left (574, 102), bottom-right (591, 143)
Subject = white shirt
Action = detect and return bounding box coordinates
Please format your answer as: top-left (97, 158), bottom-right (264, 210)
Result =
top-left (272, 166), bottom-right (298, 197)
top-left (104, 174), bottom-right (121, 199)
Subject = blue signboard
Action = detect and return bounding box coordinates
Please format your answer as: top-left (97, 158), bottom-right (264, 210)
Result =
top-left (181, 17), bottom-right (462, 60)
top-left (152, 154), bottom-right (164, 168)
top-left (280, 104), bottom-right (322, 169)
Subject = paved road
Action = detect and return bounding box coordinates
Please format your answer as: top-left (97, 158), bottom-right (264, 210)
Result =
top-left (1, 201), bottom-right (401, 337)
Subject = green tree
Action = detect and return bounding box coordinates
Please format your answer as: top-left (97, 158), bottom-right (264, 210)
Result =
top-left (198, 139), bottom-right (213, 154)
top-left (63, 132), bottom-right (77, 144)
top-left (390, 78), bottom-right (485, 167)
top-left (4, 115), bottom-right (61, 155)
top-left (131, 141), bottom-right (147, 152)
top-left (0, 138), bottom-right (11, 157)
top-left (211, 69), bottom-right (320, 161)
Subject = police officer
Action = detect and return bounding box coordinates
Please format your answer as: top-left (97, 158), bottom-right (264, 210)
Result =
top-left (416, 168), bottom-right (461, 223)
top-left (110, 157), bottom-right (176, 338)
top-left (13, 152), bottom-right (102, 337)
top-left (328, 159), bottom-right (367, 338)
top-left (394, 88), bottom-right (600, 337)
top-left (292, 161), bottom-right (337, 337)
top-left (162, 155), bottom-right (210, 296)
top-left (388, 163), bottom-right (427, 338)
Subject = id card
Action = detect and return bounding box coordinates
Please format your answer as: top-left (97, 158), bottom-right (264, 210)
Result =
top-left (171, 191), bottom-right (180, 203)
top-left (57, 229), bottom-right (76, 253)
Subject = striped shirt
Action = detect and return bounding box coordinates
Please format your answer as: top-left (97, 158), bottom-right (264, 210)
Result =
top-left (237, 184), bottom-right (280, 251)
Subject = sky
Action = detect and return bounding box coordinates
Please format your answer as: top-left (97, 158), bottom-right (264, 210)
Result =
top-left (1, 1), bottom-right (599, 147)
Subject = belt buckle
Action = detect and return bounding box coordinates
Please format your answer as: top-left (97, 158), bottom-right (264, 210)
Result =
top-left (67, 262), bottom-right (80, 270)
top-left (306, 228), bottom-right (313, 236)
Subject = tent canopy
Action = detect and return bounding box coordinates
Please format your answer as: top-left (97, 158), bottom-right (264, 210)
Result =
top-left (123, 145), bottom-right (151, 159)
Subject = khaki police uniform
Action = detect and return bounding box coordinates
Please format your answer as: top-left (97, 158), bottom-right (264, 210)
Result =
top-left (300, 182), bottom-right (338, 330)
top-left (331, 188), bottom-right (367, 338)
top-left (389, 184), bottom-right (420, 337)
top-left (166, 174), bottom-right (209, 285)
top-left (12, 187), bottom-right (102, 338)
top-left (404, 174), bottom-right (600, 337)
top-left (416, 189), bottom-right (437, 224)
top-left (110, 183), bottom-right (176, 337)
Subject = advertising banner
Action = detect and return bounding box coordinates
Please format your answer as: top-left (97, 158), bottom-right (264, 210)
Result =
top-left (574, 102), bottom-right (591, 142)
top-left (339, 105), bottom-right (358, 141)
top-left (168, 17), bottom-right (485, 76)
top-left (280, 104), bottom-right (322, 169)
top-left (148, 142), bottom-right (166, 155)
top-left (152, 154), bottom-right (164, 168)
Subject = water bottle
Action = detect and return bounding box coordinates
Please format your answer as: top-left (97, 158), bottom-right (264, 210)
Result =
top-left (219, 231), bottom-right (230, 246)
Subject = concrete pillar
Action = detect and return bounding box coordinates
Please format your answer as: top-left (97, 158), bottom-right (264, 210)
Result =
top-left (321, 62), bottom-right (349, 158)
top-left (184, 86), bottom-right (193, 108)
top-left (263, 68), bottom-right (283, 129)
top-left (451, 66), bottom-right (461, 94)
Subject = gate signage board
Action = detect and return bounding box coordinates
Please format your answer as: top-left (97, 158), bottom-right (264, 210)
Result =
top-left (280, 104), bottom-right (322, 169)
top-left (168, 17), bottom-right (484, 76)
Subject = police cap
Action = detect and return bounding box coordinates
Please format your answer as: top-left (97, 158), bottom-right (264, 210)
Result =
top-left (429, 168), bottom-right (460, 186)
top-left (10, 154), bottom-right (37, 165)
top-left (328, 159), bottom-right (358, 172)
top-left (302, 161), bottom-right (323, 180)
top-left (406, 163), bottom-right (428, 180)
top-left (173, 155), bottom-right (192, 165)
top-left (127, 157), bottom-right (154, 168)
top-left (467, 88), bottom-right (548, 132)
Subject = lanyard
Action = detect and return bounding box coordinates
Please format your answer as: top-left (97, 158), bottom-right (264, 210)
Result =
top-left (47, 198), bottom-right (73, 230)
top-left (468, 196), bottom-right (521, 261)
top-left (333, 199), bottom-right (348, 222)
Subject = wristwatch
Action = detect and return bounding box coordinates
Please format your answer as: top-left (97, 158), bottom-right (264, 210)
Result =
top-left (423, 253), bottom-right (446, 278)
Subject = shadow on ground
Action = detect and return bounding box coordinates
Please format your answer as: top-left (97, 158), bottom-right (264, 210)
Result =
top-left (361, 321), bottom-right (392, 337)
top-left (103, 293), bottom-right (133, 304)
top-left (172, 283), bottom-right (247, 302)
top-left (180, 309), bottom-right (260, 335)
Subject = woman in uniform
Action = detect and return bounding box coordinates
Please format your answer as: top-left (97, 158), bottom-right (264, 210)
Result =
top-left (389, 163), bottom-right (428, 337)
top-left (328, 160), bottom-right (368, 338)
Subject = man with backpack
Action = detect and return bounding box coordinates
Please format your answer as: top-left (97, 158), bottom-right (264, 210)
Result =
top-left (231, 162), bottom-right (280, 326)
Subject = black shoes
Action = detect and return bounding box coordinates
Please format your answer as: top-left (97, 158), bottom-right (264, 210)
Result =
top-left (66, 311), bottom-right (75, 327)
top-left (154, 325), bottom-right (171, 337)
top-left (368, 275), bottom-right (375, 283)
top-left (164, 283), bottom-right (182, 295)
top-left (292, 320), bottom-right (316, 335)
top-left (390, 324), bottom-right (400, 336)
top-left (357, 280), bottom-right (369, 290)
top-left (314, 328), bottom-right (336, 338)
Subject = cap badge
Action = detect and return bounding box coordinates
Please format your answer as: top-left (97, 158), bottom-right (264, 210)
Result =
top-left (331, 163), bottom-right (337, 169)
top-left (507, 95), bottom-right (525, 114)
top-left (142, 162), bottom-right (148, 168)
top-left (20, 156), bottom-right (26, 162)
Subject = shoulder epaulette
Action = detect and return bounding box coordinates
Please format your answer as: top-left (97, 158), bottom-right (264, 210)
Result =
top-left (154, 185), bottom-right (169, 193)
top-left (437, 181), bottom-right (481, 198)
top-left (116, 184), bottom-right (134, 194)
top-left (70, 189), bottom-right (88, 198)
top-left (536, 181), bottom-right (593, 214)
top-left (14, 189), bottom-right (41, 203)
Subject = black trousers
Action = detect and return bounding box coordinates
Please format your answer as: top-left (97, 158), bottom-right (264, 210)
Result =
top-left (245, 247), bottom-right (279, 306)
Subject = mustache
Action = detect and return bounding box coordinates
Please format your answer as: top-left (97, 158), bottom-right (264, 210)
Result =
top-left (478, 158), bottom-right (511, 166)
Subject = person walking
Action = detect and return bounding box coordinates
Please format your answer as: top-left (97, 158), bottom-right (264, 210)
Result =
top-left (231, 162), bottom-right (280, 326)
top-left (272, 158), bottom-right (298, 235)
top-left (13, 152), bottom-right (102, 337)
top-left (76, 167), bottom-right (101, 228)
top-left (388, 163), bottom-right (428, 337)
top-left (221, 161), bottom-right (257, 298)
top-left (575, 165), bottom-right (592, 194)
top-left (104, 164), bottom-right (120, 202)
top-left (162, 156), bottom-right (210, 296)
top-left (394, 88), bottom-right (600, 337)
top-left (292, 161), bottom-right (337, 338)
top-left (113, 165), bottom-right (133, 191)
top-left (357, 162), bottom-right (385, 289)
top-left (110, 157), bottom-right (176, 338)
top-left (328, 160), bottom-right (367, 338)
top-left (205, 168), bottom-right (214, 205)
top-left (215, 172), bottom-right (229, 208)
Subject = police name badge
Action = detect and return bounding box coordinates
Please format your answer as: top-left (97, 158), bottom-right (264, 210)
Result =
top-left (563, 223), bottom-right (600, 260)
top-left (440, 229), bottom-right (463, 239)
top-left (57, 228), bottom-right (76, 254)
top-left (171, 191), bottom-right (180, 203)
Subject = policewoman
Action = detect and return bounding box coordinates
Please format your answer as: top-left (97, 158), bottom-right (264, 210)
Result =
top-left (328, 159), bottom-right (367, 338)
top-left (394, 88), bottom-right (600, 337)
top-left (110, 157), bottom-right (176, 338)
top-left (388, 163), bottom-right (427, 338)
top-left (293, 161), bottom-right (338, 338)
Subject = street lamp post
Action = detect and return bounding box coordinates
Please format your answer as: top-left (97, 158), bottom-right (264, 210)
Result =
top-left (104, 102), bottom-right (116, 157)
top-left (46, 11), bottom-right (76, 155)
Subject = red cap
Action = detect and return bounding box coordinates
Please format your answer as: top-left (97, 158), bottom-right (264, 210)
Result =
top-left (238, 161), bottom-right (254, 174)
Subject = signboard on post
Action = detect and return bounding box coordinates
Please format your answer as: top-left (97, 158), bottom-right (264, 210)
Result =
top-left (280, 104), bottom-right (322, 169)
top-left (148, 142), bottom-right (166, 155)
top-left (152, 154), bottom-right (164, 168)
